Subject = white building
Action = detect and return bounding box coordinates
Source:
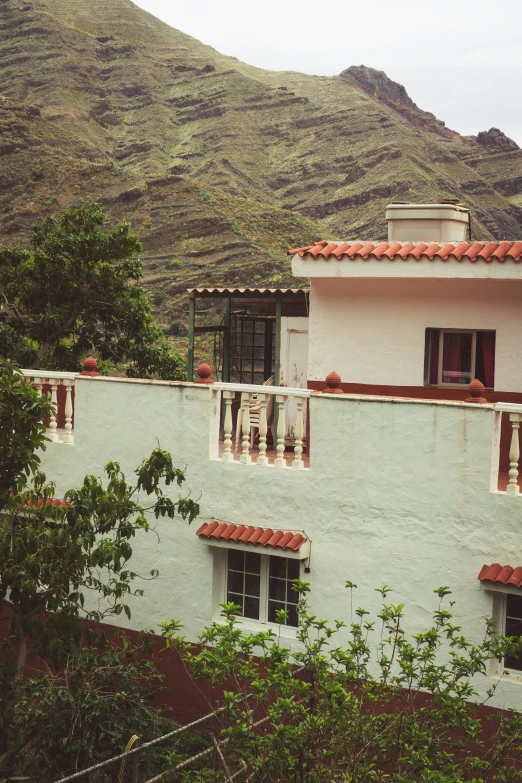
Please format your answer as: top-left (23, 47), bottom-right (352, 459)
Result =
top-left (25, 202), bottom-right (522, 713)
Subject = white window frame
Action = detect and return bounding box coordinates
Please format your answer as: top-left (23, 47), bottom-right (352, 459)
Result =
top-left (224, 550), bottom-right (300, 628)
top-left (482, 587), bottom-right (522, 681)
top-left (436, 328), bottom-right (477, 389)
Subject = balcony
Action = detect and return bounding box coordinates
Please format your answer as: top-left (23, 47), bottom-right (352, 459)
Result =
top-left (19, 367), bottom-right (522, 497)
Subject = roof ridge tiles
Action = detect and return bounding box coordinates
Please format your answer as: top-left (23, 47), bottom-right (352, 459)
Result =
top-left (196, 521), bottom-right (308, 551)
top-left (288, 240), bottom-right (522, 263)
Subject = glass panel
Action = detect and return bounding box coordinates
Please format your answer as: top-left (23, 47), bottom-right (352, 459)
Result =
top-left (268, 557), bottom-right (299, 627)
top-left (244, 596), bottom-right (260, 619)
top-left (228, 571), bottom-right (244, 594)
top-left (269, 578), bottom-right (286, 601)
top-left (288, 560), bottom-right (300, 580)
top-left (228, 550), bottom-right (244, 571)
top-left (507, 595), bottom-right (522, 619)
top-left (287, 605), bottom-right (298, 627)
top-left (270, 557), bottom-right (287, 578)
top-left (286, 581), bottom-right (298, 604)
top-left (245, 552), bottom-right (261, 574)
top-left (245, 573), bottom-right (261, 597)
top-left (442, 332), bottom-right (473, 385)
top-left (504, 596), bottom-right (522, 671)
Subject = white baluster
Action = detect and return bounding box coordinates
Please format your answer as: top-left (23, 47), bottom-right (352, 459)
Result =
top-left (507, 412), bottom-right (521, 495)
top-left (256, 393), bottom-right (268, 466)
top-left (48, 379), bottom-right (59, 442)
top-left (34, 376), bottom-right (43, 397)
top-left (222, 391), bottom-right (235, 462)
top-left (292, 397), bottom-right (305, 470)
top-left (274, 394), bottom-right (287, 468)
top-left (240, 392), bottom-right (252, 465)
top-left (62, 380), bottom-right (74, 444)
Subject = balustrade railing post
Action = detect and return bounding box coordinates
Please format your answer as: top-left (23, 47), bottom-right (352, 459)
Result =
top-left (292, 397), bottom-right (305, 470)
top-left (256, 393), bottom-right (268, 466)
top-left (222, 391), bottom-right (235, 462)
top-left (62, 380), bottom-right (74, 444)
top-left (274, 394), bottom-right (287, 468)
top-left (48, 379), bottom-right (60, 442)
top-left (507, 412), bottom-right (521, 495)
top-left (240, 392), bottom-right (252, 465)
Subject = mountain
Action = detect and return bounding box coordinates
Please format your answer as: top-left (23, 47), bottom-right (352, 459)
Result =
top-left (2, 0), bottom-right (522, 340)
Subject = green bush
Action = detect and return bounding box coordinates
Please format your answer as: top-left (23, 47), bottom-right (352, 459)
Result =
top-left (162, 583), bottom-right (522, 782)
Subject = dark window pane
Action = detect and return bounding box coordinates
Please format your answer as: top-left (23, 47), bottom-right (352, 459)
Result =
top-left (288, 560), bottom-right (300, 580)
top-left (228, 571), bottom-right (244, 594)
top-left (245, 552), bottom-right (261, 574)
top-left (287, 581), bottom-right (299, 604)
top-left (506, 617), bottom-right (522, 638)
top-left (287, 605), bottom-right (299, 627)
top-left (245, 573), bottom-right (261, 597)
top-left (268, 600), bottom-right (285, 623)
top-left (244, 596), bottom-right (260, 619)
top-left (269, 578), bottom-right (286, 602)
top-left (270, 557), bottom-right (287, 578)
top-left (228, 550), bottom-right (244, 571)
top-left (507, 595), bottom-right (522, 619)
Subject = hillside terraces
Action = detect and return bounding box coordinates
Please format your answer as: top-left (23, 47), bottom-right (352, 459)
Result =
top-left (1, 0), bottom-right (522, 351)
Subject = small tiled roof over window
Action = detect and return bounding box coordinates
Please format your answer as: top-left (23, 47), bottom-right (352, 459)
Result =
top-left (288, 240), bottom-right (522, 263)
top-left (196, 520), bottom-right (307, 551)
top-left (478, 563), bottom-right (522, 588)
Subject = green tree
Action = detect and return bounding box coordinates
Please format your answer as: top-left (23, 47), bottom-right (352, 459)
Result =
top-left (13, 635), bottom-right (171, 780)
top-left (162, 584), bottom-right (522, 782)
top-left (0, 203), bottom-right (184, 379)
top-left (0, 360), bottom-right (51, 509)
top-left (0, 361), bottom-right (199, 760)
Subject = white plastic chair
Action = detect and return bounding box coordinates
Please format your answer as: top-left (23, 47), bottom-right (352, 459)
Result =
top-left (235, 376), bottom-right (274, 450)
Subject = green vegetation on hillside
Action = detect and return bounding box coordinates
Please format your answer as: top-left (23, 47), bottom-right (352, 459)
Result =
top-left (1, 0), bottom-right (522, 354)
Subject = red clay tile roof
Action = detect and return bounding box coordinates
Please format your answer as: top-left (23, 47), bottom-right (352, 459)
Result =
top-left (196, 520), bottom-right (307, 551)
top-left (288, 240), bottom-right (522, 263)
top-left (10, 493), bottom-right (69, 508)
top-left (478, 563), bottom-right (522, 588)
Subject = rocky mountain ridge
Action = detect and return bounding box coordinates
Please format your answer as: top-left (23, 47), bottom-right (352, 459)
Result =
top-left (1, 0), bottom-right (522, 346)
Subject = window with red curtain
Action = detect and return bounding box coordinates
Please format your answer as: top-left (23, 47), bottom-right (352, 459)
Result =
top-left (425, 329), bottom-right (495, 388)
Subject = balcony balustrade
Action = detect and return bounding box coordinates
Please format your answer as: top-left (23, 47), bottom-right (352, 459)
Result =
top-left (211, 382), bottom-right (311, 470)
top-left (21, 369), bottom-right (76, 444)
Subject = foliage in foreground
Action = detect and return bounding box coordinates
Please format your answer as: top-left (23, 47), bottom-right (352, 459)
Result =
top-left (162, 582), bottom-right (522, 783)
top-left (13, 634), bottom-right (170, 780)
top-left (0, 361), bottom-right (200, 769)
top-left (0, 203), bottom-right (185, 378)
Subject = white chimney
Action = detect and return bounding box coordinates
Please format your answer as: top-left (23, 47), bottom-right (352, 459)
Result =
top-left (386, 203), bottom-right (470, 243)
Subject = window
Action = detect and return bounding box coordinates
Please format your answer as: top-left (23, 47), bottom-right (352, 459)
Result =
top-left (425, 329), bottom-right (495, 388)
top-left (226, 550), bottom-right (299, 627)
top-left (503, 594), bottom-right (522, 673)
top-left (231, 315), bottom-right (275, 385)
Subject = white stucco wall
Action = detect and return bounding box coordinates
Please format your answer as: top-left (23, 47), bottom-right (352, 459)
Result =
top-left (306, 278), bottom-right (522, 391)
top-left (38, 375), bottom-right (522, 711)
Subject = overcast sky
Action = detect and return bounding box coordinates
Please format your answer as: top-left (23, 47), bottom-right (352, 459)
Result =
top-left (133, 0), bottom-right (522, 146)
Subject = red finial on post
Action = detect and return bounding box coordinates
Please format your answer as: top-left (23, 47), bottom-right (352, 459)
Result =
top-left (465, 379), bottom-right (488, 404)
top-left (323, 371), bottom-right (343, 394)
top-left (194, 363), bottom-right (214, 384)
top-left (80, 356), bottom-right (100, 376)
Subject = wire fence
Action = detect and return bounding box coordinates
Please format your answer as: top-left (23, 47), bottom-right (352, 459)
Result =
top-left (53, 706), bottom-right (228, 783)
top-left (52, 693), bottom-right (272, 783)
